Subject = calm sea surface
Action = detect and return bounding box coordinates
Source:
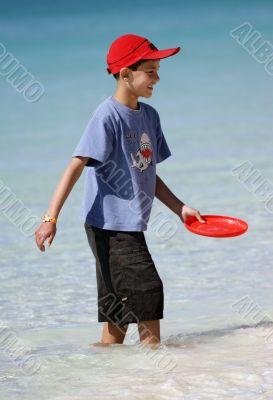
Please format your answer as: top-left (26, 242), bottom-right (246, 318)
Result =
top-left (1, 1), bottom-right (273, 398)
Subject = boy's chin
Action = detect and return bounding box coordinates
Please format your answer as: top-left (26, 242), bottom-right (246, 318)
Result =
top-left (142, 92), bottom-right (153, 98)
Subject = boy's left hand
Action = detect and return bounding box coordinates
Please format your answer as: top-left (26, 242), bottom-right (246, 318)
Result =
top-left (180, 205), bottom-right (206, 224)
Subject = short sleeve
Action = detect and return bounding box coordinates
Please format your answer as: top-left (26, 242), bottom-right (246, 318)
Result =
top-left (155, 112), bottom-right (172, 163)
top-left (72, 115), bottom-right (114, 167)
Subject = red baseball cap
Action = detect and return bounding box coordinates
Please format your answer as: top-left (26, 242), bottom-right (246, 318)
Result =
top-left (106, 34), bottom-right (181, 74)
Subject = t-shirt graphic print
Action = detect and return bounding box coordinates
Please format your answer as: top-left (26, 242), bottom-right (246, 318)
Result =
top-left (130, 132), bottom-right (153, 172)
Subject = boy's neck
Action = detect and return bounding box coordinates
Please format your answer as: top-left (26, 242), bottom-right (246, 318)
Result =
top-left (113, 89), bottom-right (140, 110)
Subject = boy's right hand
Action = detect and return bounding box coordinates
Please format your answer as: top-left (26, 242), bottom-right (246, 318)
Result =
top-left (35, 222), bottom-right (57, 252)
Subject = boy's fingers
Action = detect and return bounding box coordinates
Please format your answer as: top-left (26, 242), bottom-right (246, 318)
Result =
top-left (40, 244), bottom-right (45, 252)
top-left (37, 238), bottom-right (45, 252)
top-left (35, 231), bottom-right (47, 251)
top-left (47, 232), bottom-right (55, 246)
top-left (196, 212), bottom-right (206, 223)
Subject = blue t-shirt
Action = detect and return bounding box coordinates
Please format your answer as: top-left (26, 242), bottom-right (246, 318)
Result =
top-left (72, 96), bottom-right (171, 231)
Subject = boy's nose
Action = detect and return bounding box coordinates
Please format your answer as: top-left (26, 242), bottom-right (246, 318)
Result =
top-left (155, 72), bottom-right (160, 82)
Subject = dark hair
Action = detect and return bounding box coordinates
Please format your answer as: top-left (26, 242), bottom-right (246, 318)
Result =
top-left (113, 59), bottom-right (149, 80)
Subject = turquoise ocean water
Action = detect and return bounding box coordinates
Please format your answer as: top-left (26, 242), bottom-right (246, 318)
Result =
top-left (1, 1), bottom-right (273, 398)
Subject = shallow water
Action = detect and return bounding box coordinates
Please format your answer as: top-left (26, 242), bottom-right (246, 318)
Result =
top-left (1, 0), bottom-right (273, 399)
top-left (1, 323), bottom-right (273, 400)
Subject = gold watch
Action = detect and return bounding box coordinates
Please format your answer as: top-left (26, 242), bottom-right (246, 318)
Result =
top-left (43, 215), bottom-right (57, 224)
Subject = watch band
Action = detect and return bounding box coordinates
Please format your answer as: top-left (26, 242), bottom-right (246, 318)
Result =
top-left (43, 215), bottom-right (57, 224)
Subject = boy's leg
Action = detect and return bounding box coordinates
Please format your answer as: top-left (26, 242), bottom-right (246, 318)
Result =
top-left (138, 320), bottom-right (160, 344)
top-left (100, 322), bottom-right (128, 344)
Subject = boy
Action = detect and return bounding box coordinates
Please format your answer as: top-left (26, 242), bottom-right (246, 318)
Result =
top-left (35, 34), bottom-right (205, 346)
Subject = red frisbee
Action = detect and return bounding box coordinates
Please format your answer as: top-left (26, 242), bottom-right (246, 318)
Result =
top-left (185, 215), bottom-right (248, 238)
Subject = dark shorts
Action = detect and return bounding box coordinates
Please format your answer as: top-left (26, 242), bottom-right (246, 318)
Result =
top-left (84, 224), bottom-right (164, 326)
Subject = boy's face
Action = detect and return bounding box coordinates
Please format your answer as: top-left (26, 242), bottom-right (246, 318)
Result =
top-left (125, 59), bottom-right (160, 98)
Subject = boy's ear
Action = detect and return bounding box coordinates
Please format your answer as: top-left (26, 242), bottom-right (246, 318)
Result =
top-left (119, 67), bottom-right (131, 81)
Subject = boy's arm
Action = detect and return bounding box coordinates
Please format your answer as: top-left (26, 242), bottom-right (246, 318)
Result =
top-left (35, 156), bottom-right (89, 252)
top-left (155, 174), bottom-right (205, 223)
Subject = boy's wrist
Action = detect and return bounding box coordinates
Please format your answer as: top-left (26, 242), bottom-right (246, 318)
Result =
top-left (174, 201), bottom-right (185, 216)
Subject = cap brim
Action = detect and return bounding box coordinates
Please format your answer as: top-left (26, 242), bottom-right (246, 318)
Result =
top-left (142, 46), bottom-right (181, 60)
